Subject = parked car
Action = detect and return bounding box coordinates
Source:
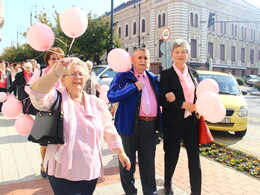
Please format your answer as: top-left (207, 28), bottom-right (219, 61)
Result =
top-left (246, 77), bottom-right (260, 87)
top-left (242, 75), bottom-right (257, 84)
top-left (196, 70), bottom-right (248, 137)
top-left (92, 65), bottom-right (117, 86)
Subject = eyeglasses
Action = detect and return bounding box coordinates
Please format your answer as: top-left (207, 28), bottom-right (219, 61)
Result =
top-left (63, 73), bottom-right (86, 78)
top-left (49, 58), bottom-right (60, 61)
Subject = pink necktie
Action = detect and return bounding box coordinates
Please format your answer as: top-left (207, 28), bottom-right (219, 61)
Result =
top-left (139, 75), bottom-right (151, 115)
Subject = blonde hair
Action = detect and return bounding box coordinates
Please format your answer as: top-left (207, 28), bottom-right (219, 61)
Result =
top-left (65, 57), bottom-right (90, 80)
top-left (170, 39), bottom-right (190, 55)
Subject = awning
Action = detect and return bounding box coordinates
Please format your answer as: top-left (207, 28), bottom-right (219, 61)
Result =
top-left (212, 64), bottom-right (247, 70)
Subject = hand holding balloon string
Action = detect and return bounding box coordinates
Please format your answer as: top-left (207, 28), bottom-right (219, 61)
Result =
top-left (53, 58), bottom-right (73, 78)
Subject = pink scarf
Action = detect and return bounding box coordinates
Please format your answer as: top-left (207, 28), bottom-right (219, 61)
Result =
top-left (173, 64), bottom-right (195, 118)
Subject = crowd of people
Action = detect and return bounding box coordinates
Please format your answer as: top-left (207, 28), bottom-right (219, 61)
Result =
top-left (0, 38), bottom-right (202, 195)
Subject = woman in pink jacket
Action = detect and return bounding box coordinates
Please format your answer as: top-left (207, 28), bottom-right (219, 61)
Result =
top-left (28, 57), bottom-right (131, 195)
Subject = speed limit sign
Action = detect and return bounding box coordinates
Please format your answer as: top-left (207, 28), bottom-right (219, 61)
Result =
top-left (161, 27), bottom-right (171, 41)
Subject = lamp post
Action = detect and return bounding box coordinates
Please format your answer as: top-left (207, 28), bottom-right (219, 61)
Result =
top-left (109, 0), bottom-right (114, 51)
top-left (134, 0), bottom-right (141, 47)
top-left (16, 26), bottom-right (21, 46)
top-left (30, 5), bottom-right (37, 25)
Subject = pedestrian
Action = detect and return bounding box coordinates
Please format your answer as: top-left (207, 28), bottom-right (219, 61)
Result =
top-left (159, 38), bottom-right (201, 195)
top-left (28, 57), bottom-right (131, 195)
top-left (10, 63), bottom-right (22, 81)
top-left (25, 47), bottom-right (65, 178)
top-left (84, 60), bottom-right (98, 95)
top-left (0, 60), bottom-right (12, 112)
top-left (30, 59), bottom-right (38, 72)
top-left (7, 62), bottom-right (35, 114)
top-left (107, 47), bottom-right (162, 195)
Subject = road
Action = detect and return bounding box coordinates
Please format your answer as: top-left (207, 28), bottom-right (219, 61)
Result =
top-left (212, 85), bottom-right (260, 159)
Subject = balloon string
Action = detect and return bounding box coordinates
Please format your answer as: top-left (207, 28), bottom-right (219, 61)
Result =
top-left (67, 38), bottom-right (75, 57)
top-left (28, 52), bottom-right (45, 61)
top-left (55, 37), bottom-right (68, 47)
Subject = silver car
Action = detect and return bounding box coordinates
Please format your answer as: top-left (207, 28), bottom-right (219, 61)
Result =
top-left (92, 65), bottom-right (117, 86)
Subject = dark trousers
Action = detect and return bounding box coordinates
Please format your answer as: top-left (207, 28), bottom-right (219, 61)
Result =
top-left (48, 175), bottom-right (98, 195)
top-left (0, 88), bottom-right (7, 112)
top-left (163, 116), bottom-right (201, 195)
top-left (119, 120), bottom-right (157, 195)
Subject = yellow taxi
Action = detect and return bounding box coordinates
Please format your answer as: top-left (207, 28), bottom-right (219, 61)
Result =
top-left (196, 70), bottom-right (248, 137)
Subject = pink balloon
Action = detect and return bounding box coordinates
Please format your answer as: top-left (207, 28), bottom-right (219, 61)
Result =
top-left (204, 104), bottom-right (226, 123)
top-left (15, 114), bottom-right (34, 136)
top-left (27, 23), bottom-right (54, 51)
top-left (0, 92), bottom-right (7, 102)
top-left (99, 85), bottom-right (109, 93)
top-left (196, 79), bottom-right (219, 97)
top-left (60, 7), bottom-right (88, 38)
top-left (99, 92), bottom-right (109, 104)
top-left (7, 94), bottom-right (16, 100)
top-left (196, 91), bottom-right (221, 117)
top-left (2, 99), bottom-right (23, 118)
top-left (107, 48), bottom-right (132, 72)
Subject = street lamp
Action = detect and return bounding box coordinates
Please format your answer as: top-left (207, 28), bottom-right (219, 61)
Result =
top-left (16, 26), bottom-right (21, 46)
top-left (134, 0), bottom-right (141, 47)
top-left (109, 0), bottom-right (115, 51)
top-left (30, 5), bottom-right (37, 26)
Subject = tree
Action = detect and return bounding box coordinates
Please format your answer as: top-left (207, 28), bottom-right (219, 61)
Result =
top-left (38, 10), bottom-right (122, 62)
top-left (0, 9), bottom-right (122, 64)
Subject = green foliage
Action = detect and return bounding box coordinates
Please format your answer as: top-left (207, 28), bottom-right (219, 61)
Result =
top-left (199, 143), bottom-right (260, 179)
top-left (236, 77), bottom-right (245, 85)
top-left (0, 9), bottom-right (122, 64)
top-left (255, 83), bottom-right (260, 91)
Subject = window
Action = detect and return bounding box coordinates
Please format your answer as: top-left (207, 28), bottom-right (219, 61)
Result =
top-left (190, 39), bottom-right (197, 58)
top-left (241, 48), bottom-right (245, 63)
top-left (190, 13), bottom-right (194, 26)
top-left (220, 44), bottom-right (225, 61)
top-left (162, 13), bottom-right (166, 27)
top-left (220, 23), bottom-right (223, 34)
top-left (133, 22), bottom-right (137, 35)
top-left (118, 27), bottom-right (121, 38)
top-left (235, 24), bottom-right (237, 36)
top-left (231, 46), bottom-right (235, 62)
top-left (142, 19), bottom-right (145, 33)
top-left (194, 14), bottom-right (198, 27)
top-left (158, 14), bottom-right (161, 28)
top-left (250, 50), bottom-right (254, 64)
top-left (208, 42), bottom-right (213, 59)
top-left (125, 24), bottom-right (128, 37)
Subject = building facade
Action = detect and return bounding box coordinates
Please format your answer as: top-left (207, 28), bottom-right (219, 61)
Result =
top-left (108, 0), bottom-right (260, 76)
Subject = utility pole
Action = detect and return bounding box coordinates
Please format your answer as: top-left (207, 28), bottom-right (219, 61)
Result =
top-left (109, 0), bottom-right (114, 51)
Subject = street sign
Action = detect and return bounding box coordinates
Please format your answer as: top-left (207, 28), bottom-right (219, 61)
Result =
top-left (161, 27), bottom-right (171, 42)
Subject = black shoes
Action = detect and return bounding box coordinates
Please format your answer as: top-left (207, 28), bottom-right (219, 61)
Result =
top-left (164, 185), bottom-right (174, 195)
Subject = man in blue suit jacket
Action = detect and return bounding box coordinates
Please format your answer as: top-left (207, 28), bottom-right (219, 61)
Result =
top-left (108, 48), bottom-right (162, 195)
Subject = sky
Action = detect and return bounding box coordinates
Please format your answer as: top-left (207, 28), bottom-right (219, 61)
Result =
top-left (0, 0), bottom-right (259, 54)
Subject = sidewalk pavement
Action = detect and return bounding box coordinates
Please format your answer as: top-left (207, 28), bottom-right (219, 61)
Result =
top-left (1, 113), bottom-right (260, 195)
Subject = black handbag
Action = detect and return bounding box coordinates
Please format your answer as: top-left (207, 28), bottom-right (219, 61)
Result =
top-left (28, 91), bottom-right (64, 144)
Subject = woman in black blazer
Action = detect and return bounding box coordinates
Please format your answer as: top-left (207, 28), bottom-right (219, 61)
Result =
top-left (7, 62), bottom-right (35, 114)
top-left (159, 39), bottom-right (201, 195)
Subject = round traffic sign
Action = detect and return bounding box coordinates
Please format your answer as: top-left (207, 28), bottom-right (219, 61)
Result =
top-left (161, 27), bottom-right (171, 41)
